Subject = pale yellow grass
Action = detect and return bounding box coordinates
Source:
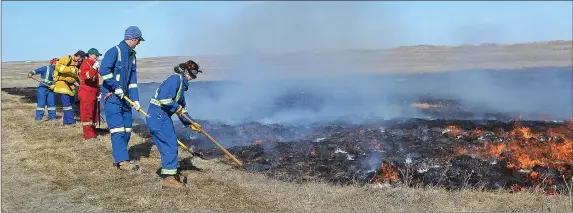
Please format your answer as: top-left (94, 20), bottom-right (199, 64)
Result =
top-left (2, 91), bottom-right (572, 212)
top-left (410, 102), bottom-right (445, 109)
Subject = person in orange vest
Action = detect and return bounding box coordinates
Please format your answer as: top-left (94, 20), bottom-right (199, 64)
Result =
top-left (79, 48), bottom-right (102, 140)
top-left (53, 50), bottom-right (86, 125)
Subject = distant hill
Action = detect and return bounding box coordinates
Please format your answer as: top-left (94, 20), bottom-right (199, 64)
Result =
top-left (2, 40), bottom-right (571, 88)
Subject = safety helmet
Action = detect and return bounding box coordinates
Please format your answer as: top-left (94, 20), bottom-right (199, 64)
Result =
top-left (174, 60), bottom-right (202, 79)
top-left (49, 58), bottom-right (59, 65)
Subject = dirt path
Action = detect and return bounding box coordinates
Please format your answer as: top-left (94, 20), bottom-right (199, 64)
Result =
top-left (1, 92), bottom-right (571, 211)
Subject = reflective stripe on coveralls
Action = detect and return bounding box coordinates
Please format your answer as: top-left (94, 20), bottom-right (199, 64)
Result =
top-left (110, 127), bottom-right (133, 132)
top-left (43, 66), bottom-right (53, 84)
top-left (101, 47), bottom-right (121, 81)
top-left (149, 74), bottom-right (183, 107)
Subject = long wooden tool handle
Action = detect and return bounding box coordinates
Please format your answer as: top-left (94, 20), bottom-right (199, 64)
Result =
top-left (180, 113), bottom-right (244, 167)
top-left (123, 96), bottom-right (201, 157)
top-left (123, 96), bottom-right (149, 117)
top-left (30, 76), bottom-right (52, 88)
top-left (177, 139), bottom-right (193, 153)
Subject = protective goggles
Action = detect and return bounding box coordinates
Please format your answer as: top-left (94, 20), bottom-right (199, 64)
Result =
top-left (189, 69), bottom-right (203, 76)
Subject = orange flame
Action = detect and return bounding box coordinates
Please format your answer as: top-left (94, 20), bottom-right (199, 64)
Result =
top-left (445, 125), bottom-right (461, 136)
top-left (458, 119), bottom-right (573, 189)
top-left (253, 139), bottom-right (263, 145)
top-left (472, 127), bottom-right (484, 137)
top-left (458, 147), bottom-right (468, 155)
top-left (379, 162), bottom-right (399, 182)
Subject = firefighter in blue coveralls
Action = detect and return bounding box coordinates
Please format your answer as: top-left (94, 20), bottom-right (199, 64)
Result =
top-left (100, 26), bottom-right (144, 171)
top-left (146, 60), bottom-right (203, 189)
top-left (27, 58), bottom-right (58, 120)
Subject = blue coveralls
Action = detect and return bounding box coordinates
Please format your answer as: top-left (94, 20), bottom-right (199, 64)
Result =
top-left (29, 65), bottom-right (57, 120)
top-left (146, 73), bottom-right (193, 175)
top-left (99, 41), bottom-right (139, 165)
top-left (60, 93), bottom-right (76, 124)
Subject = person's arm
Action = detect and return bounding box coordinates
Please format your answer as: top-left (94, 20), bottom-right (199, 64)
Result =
top-left (83, 60), bottom-right (99, 80)
top-left (99, 48), bottom-right (120, 91)
top-left (29, 66), bottom-right (45, 76)
top-left (55, 56), bottom-right (78, 75)
top-left (79, 61), bottom-right (89, 83)
top-left (128, 57), bottom-right (139, 102)
top-left (155, 75), bottom-right (181, 113)
top-left (177, 94), bottom-right (192, 127)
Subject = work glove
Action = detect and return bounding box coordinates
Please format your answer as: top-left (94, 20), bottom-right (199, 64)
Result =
top-left (114, 88), bottom-right (124, 99)
top-left (27, 73), bottom-right (32, 78)
top-left (174, 105), bottom-right (184, 116)
top-left (190, 122), bottom-right (202, 133)
top-left (133, 101), bottom-right (141, 111)
top-left (93, 61), bottom-right (100, 70)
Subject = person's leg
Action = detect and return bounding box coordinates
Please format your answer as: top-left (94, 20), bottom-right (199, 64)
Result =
top-left (148, 114), bottom-right (183, 188)
top-left (61, 94), bottom-right (74, 125)
top-left (47, 90), bottom-right (56, 120)
top-left (104, 99), bottom-right (129, 165)
top-left (80, 99), bottom-right (96, 139)
top-left (69, 95), bottom-right (76, 124)
top-left (123, 104), bottom-right (133, 146)
top-left (88, 97), bottom-right (98, 137)
top-left (35, 87), bottom-right (47, 120)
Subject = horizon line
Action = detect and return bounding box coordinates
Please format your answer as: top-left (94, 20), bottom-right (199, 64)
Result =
top-left (2, 39), bottom-right (571, 63)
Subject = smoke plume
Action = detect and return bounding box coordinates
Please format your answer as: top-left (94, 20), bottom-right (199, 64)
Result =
top-left (141, 2), bottom-right (572, 127)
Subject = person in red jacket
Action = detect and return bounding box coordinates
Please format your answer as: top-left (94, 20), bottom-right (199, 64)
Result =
top-left (79, 48), bottom-right (102, 140)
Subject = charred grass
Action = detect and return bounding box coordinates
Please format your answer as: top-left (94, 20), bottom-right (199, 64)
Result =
top-left (1, 91), bottom-right (572, 212)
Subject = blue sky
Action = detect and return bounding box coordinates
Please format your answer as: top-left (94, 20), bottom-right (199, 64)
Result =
top-left (2, 1), bottom-right (572, 62)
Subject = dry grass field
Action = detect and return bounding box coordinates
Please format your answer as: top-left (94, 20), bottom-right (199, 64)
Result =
top-left (1, 92), bottom-right (572, 212)
top-left (2, 41), bottom-right (573, 211)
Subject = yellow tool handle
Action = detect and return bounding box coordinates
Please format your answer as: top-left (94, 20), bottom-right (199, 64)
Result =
top-left (123, 96), bottom-right (195, 156)
top-left (179, 113), bottom-right (244, 167)
top-left (177, 139), bottom-right (195, 153)
top-left (123, 96), bottom-right (242, 167)
top-left (123, 96), bottom-right (149, 117)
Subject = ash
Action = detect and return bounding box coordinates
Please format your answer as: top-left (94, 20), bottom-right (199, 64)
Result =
top-left (181, 118), bottom-right (573, 192)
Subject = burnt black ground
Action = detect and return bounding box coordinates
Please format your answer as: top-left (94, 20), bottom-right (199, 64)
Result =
top-left (185, 118), bottom-right (572, 191)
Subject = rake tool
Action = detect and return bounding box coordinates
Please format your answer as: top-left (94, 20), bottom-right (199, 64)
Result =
top-left (29, 76), bottom-right (53, 88)
top-left (122, 96), bottom-right (213, 160)
top-left (177, 112), bottom-right (243, 167)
